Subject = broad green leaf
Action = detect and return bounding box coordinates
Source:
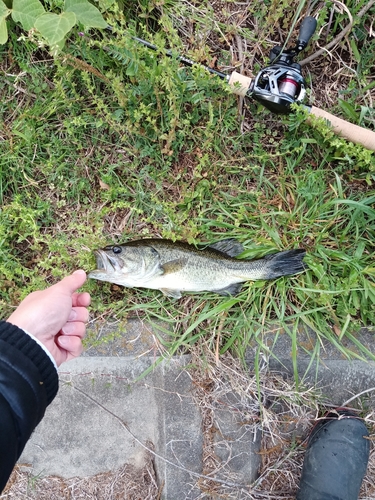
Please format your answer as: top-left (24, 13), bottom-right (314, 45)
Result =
top-left (0, 17), bottom-right (7, 44)
top-left (11, 0), bottom-right (45, 31)
top-left (65, 0), bottom-right (107, 28)
top-left (34, 11), bottom-right (76, 45)
top-left (0, 0), bottom-right (9, 44)
top-left (0, 0), bottom-right (9, 17)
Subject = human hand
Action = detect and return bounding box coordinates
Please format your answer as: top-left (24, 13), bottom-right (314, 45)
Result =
top-left (7, 270), bottom-right (91, 367)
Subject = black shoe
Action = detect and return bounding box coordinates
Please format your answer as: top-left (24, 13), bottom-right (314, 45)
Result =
top-left (296, 408), bottom-right (370, 500)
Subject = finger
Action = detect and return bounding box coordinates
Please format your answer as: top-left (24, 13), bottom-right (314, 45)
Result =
top-left (72, 292), bottom-right (91, 307)
top-left (57, 335), bottom-right (84, 357)
top-left (58, 270), bottom-right (87, 295)
top-left (61, 321), bottom-right (87, 337)
top-left (68, 306), bottom-right (89, 323)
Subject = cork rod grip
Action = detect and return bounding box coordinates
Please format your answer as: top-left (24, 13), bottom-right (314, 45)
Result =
top-left (228, 71), bottom-right (253, 97)
top-left (309, 106), bottom-right (375, 152)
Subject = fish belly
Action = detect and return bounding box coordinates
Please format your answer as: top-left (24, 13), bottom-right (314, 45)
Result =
top-left (142, 263), bottom-right (247, 293)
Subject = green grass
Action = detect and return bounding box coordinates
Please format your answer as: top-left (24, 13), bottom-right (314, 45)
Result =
top-left (0, 0), bottom-right (374, 368)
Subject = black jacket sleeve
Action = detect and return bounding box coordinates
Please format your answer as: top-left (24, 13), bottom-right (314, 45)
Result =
top-left (0, 320), bottom-right (59, 491)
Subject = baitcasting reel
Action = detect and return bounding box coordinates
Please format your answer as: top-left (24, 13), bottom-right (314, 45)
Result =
top-left (250, 17), bottom-right (317, 114)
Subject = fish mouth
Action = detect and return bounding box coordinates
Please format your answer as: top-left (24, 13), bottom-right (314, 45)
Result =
top-left (89, 249), bottom-right (119, 276)
top-left (93, 249), bottom-right (110, 271)
top-left (94, 250), bottom-right (105, 270)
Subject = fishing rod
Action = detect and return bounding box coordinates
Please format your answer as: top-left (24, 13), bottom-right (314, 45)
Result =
top-left (128, 17), bottom-right (375, 152)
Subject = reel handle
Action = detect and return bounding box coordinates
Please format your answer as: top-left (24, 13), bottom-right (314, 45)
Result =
top-left (297, 17), bottom-right (317, 51)
top-left (308, 106), bottom-right (375, 151)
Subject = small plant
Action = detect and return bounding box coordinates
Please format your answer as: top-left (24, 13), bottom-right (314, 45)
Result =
top-left (0, 0), bottom-right (107, 53)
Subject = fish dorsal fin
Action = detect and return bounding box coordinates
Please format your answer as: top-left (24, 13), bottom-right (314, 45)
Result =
top-left (207, 238), bottom-right (244, 257)
top-left (161, 258), bottom-right (188, 275)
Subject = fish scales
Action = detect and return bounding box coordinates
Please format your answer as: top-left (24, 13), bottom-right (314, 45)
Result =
top-left (148, 242), bottom-right (270, 282)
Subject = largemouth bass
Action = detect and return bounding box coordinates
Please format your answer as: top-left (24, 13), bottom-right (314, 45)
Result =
top-left (88, 238), bottom-right (306, 298)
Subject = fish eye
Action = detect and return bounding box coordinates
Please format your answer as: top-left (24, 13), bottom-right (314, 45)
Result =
top-left (112, 246), bottom-right (122, 254)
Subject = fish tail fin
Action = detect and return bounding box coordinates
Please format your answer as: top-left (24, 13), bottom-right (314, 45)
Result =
top-left (263, 249), bottom-right (306, 278)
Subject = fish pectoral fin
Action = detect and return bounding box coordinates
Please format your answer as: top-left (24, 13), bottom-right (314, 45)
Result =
top-left (213, 283), bottom-right (243, 296)
top-left (160, 288), bottom-right (182, 299)
top-left (161, 258), bottom-right (188, 275)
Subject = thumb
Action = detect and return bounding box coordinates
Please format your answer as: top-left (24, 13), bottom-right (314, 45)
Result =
top-left (58, 270), bottom-right (87, 294)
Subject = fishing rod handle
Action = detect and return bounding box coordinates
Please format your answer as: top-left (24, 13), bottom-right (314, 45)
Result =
top-left (228, 71), bottom-right (253, 96)
top-left (308, 106), bottom-right (375, 152)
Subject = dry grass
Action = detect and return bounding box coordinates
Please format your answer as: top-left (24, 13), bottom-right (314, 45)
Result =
top-left (191, 347), bottom-right (375, 499)
top-left (2, 451), bottom-right (160, 500)
top-left (190, 347), bottom-right (316, 498)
